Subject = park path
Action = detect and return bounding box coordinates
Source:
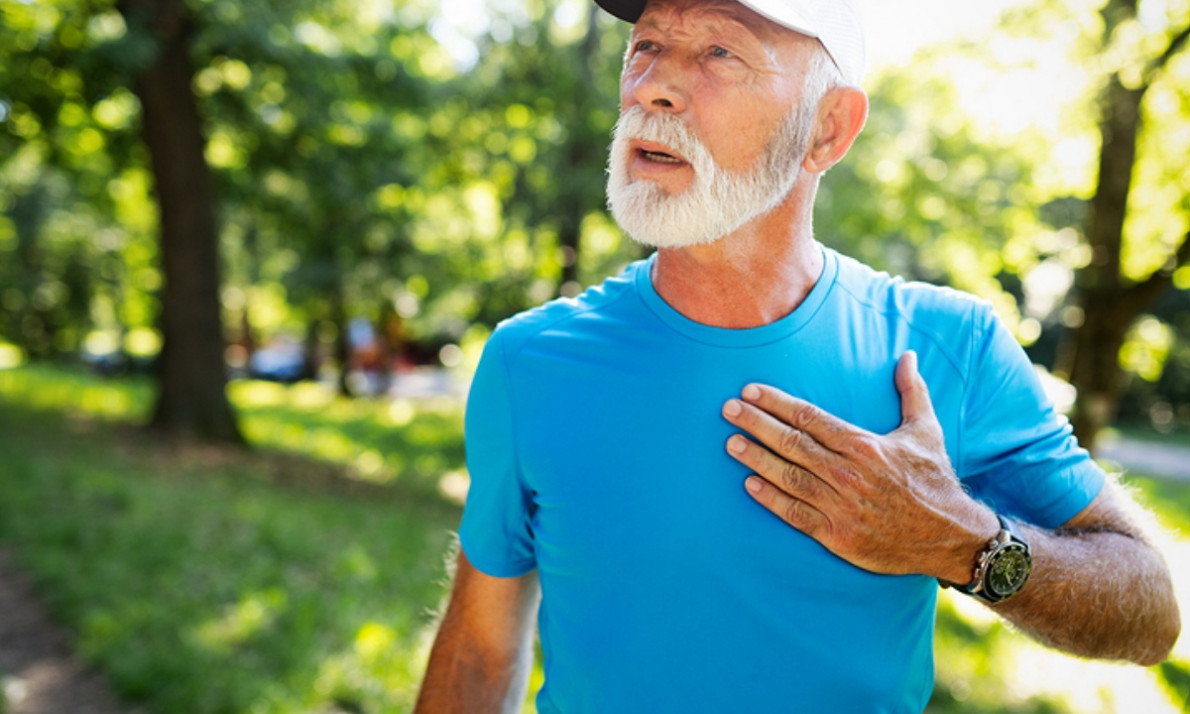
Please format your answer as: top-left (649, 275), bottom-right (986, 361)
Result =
top-left (0, 549), bottom-right (139, 714)
top-left (1097, 436), bottom-right (1190, 483)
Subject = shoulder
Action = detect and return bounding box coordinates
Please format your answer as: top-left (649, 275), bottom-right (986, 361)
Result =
top-left (828, 249), bottom-right (998, 374)
top-left (488, 260), bottom-right (644, 359)
top-left (830, 250), bottom-right (991, 324)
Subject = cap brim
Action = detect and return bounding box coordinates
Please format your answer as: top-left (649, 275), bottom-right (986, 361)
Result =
top-left (594, 0), bottom-right (646, 23)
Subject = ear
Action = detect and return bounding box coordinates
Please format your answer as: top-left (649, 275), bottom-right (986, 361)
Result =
top-left (802, 87), bottom-right (868, 175)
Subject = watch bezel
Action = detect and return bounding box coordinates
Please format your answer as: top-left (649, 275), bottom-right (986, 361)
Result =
top-left (969, 516), bottom-right (1032, 603)
top-left (982, 541), bottom-right (1031, 600)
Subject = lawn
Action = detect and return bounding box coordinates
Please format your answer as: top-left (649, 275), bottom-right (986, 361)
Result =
top-left (0, 363), bottom-right (1186, 713)
top-left (0, 365), bottom-right (464, 713)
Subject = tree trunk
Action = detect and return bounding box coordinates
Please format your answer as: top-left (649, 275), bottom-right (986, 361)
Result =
top-left (11, 185), bottom-right (51, 357)
top-left (331, 283), bottom-right (352, 398)
top-left (1060, 295), bottom-right (1130, 450)
top-left (1058, 1), bottom-right (1190, 453)
top-left (1060, 71), bottom-right (1141, 453)
top-left (118, 0), bottom-right (242, 443)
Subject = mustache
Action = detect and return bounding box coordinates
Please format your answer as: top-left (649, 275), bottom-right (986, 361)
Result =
top-left (612, 106), bottom-right (711, 168)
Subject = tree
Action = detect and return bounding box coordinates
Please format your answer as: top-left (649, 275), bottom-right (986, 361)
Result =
top-left (819, 0), bottom-right (1190, 451)
top-left (191, 1), bottom-right (444, 395)
top-left (460, 0), bottom-right (632, 316)
top-left (0, 0), bottom-right (143, 361)
top-left (116, 0), bottom-right (242, 442)
top-left (1056, 0), bottom-right (1190, 448)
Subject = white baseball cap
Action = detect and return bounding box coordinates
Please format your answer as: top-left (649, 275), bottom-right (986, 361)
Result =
top-left (594, 0), bottom-right (866, 87)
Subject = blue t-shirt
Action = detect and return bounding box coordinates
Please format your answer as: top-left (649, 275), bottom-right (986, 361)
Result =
top-left (459, 247), bottom-right (1104, 713)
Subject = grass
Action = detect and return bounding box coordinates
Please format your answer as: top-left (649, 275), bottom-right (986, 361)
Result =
top-left (1129, 476), bottom-right (1190, 533)
top-left (0, 365), bottom-right (464, 713)
top-left (0, 363), bottom-right (1188, 713)
top-left (0, 364), bottom-right (466, 496)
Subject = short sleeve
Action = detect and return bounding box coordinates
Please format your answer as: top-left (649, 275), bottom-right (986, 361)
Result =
top-left (457, 330), bottom-right (537, 577)
top-left (958, 306), bottom-right (1105, 528)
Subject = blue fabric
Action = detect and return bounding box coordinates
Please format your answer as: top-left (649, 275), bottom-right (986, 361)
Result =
top-left (458, 247), bottom-right (1105, 713)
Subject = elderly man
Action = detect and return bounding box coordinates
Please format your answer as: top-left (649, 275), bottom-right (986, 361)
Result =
top-left (415, 0), bottom-right (1181, 711)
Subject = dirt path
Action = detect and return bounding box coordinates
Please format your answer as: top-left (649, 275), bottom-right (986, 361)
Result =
top-left (0, 549), bottom-right (140, 714)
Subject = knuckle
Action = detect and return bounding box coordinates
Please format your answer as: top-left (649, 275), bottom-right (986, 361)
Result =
top-left (783, 498), bottom-right (805, 525)
top-left (779, 462), bottom-right (805, 494)
top-left (778, 427), bottom-right (803, 455)
top-left (792, 404), bottom-right (817, 430)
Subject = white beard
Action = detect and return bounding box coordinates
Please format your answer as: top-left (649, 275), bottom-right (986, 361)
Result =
top-left (606, 105), bottom-right (813, 249)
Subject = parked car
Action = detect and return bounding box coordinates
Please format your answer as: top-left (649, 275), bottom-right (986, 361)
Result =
top-left (247, 338), bottom-right (309, 383)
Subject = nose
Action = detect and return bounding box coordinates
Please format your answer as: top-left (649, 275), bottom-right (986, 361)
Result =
top-left (623, 54), bottom-right (688, 115)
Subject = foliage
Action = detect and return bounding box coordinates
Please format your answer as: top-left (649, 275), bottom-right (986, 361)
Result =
top-left (0, 0), bottom-right (644, 390)
top-left (817, 0), bottom-right (1190, 442)
top-left (819, 66), bottom-right (1044, 330)
top-left (5, 0), bottom-right (1190, 437)
top-left (4, 0), bottom-right (1190, 706)
top-left (458, 0), bottom-right (639, 308)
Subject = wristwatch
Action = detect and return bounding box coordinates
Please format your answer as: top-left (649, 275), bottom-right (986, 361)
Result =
top-left (942, 514), bottom-right (1032, 603)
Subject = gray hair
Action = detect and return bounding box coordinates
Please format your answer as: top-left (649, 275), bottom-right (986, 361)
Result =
top-left (801, 42), bottom-right (844, 114)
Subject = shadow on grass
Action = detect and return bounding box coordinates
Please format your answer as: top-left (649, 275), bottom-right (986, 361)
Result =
top-left (0, 364), bottom-right (467, 499)
top-left (234, 396), bottom-right (464, 498)
top-left (0, 371), bottom-right (465, 713)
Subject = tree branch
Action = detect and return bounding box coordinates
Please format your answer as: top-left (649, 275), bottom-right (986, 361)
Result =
top-left (1120, 229), bottom-right (1190, 316)
top-left (1143, 23), bottom-right (1190, 86)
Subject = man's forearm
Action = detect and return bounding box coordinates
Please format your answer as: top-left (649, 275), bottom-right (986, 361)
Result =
top-left (414, 555), bottom-right (540, 714)
top-left (414, 628), bottom-right (533, 714)
top-left (991, 502), bottom-right (1180, 666)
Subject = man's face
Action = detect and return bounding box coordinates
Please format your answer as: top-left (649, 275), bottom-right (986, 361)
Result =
top-left (606, 0), bottom-right (822, 248)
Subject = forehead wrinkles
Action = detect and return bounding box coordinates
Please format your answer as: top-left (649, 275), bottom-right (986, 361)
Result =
top-left (632, 0), bottom-right (788, 69)
top-left (635, 0), bottom-right (783, 43)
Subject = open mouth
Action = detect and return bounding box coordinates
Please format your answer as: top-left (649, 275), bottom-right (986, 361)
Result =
top-left (640, 149), bottom-right (683, 164)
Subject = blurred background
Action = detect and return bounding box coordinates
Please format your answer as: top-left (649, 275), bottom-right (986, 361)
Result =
top-left (0, 0), bottom-right (1187, 711)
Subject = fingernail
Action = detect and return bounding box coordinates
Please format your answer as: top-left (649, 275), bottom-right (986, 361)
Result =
top-left (745, 477), bottom-right (762, 494)
top-left (728, 435), bottom-right (746, 453)
top-left (742, 384), bottom-right (761, 400)
top-left (724, 399), bottom-right (742, 417)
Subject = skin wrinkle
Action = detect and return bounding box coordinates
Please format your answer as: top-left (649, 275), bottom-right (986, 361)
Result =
top-left (608, 0), bottom-right (843, 254)
top-left (638, 0), bottom-right (822, 62)
top-left (631, 0), bottom-right (790, 67)
top-left (606, 49), bottom-right (836, 248)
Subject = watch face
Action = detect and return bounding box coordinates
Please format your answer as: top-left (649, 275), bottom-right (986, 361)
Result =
top-left (987, 545), bottom-right (1031, 597)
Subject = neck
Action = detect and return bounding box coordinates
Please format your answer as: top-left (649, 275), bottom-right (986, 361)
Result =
top-left (650, 185), bottom-right (824, 329)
